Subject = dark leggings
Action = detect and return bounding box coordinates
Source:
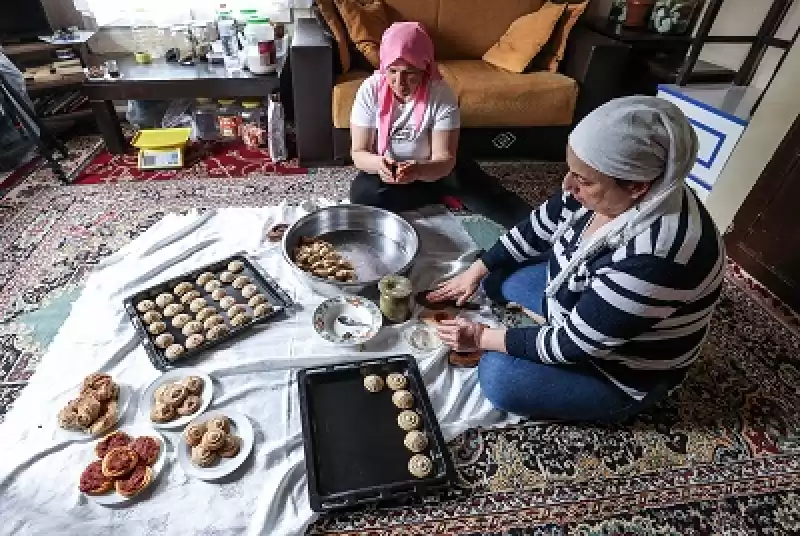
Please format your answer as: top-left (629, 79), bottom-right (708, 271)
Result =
top-left (349, 171), bottom-right (453, 212)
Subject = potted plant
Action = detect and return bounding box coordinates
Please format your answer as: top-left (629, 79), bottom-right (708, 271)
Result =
top-left (649, 0), bottom-right (701, 35)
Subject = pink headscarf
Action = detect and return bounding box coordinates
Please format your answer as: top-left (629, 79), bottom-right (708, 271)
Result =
top-left (376, 22), bottom-right (442, 157)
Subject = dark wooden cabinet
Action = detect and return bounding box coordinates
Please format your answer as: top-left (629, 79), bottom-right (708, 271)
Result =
top-left (726, 115), bottom-right (800, 310)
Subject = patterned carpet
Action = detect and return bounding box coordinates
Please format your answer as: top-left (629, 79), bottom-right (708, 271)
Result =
top-left (2, 137), bottom-right (800, 535)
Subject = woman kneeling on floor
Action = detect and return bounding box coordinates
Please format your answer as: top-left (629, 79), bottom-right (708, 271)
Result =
top-left (430, 96), bottom-right (724, 423)
top-left (349, 22), bottom-right (460, 212)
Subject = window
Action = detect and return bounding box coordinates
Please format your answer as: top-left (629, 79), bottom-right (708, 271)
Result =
top-left (72, 0), bottom-right (308, 27)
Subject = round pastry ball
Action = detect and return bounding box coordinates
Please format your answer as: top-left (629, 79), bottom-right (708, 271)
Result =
top-left (163, 303), bottom-right (185, 317)
top-left (207, 324), bottom-right (229, 340)
top-left (155, 333), bottom-right (175, 349)
top-left (137, 300), bottom-right (156, 313)
top-left (204, 280), bottom-right (222, 293)
top-left (228, 260), bottom-right (244, 273)
top-left (230, 312), bottom-right (251, 328)
top-left (219, 296), bottom-right (236, 310)
top-left (211, 288), bottom-right (227, 301)
top-left (196, 272), bottom-right (215, 286)
top-left (185, 334), bottom-right (205, 349)
top-left (189, 297), bottom-right (208, 313)
top-left (165, 344), bottom-right (185, 361)
top-left (227, 304), bottom-right (247, 318)
top-left (363, 375), bottom-right (384, 393)
top-left (253, 303), bottom-right (273, 318)
top-left (179, 290), bottom-right (202, 305)
top-left (232, 276), bottom-right (250, 290)
top-left (386, 373), bottom-right (408, 391)
top-left (248, 294), bottom-right (267, 308)
top-left (173, 282), bottom-right (194, 296)
top-left (171, 313), bottom-right (192, 329)
top-left (155, 293), bottom-right (174, 308)
top-left (142, 311), bottom-right (162, 325)
top-left (182, 321), bottom-right (203, 337)
top-left (392, 390), bottom-right (414, 409)
top-left (195, 307), bottom-right (217, 322)
top-left (241, 284), bottom-right (259, 299)
top-left (148, 321), bottom-right (167, 335)
top-left (408, 454), bottom-right (433, 478)
top-left (219, 271), bottom-right (236, 283)
top-left (397, 410), bottom-right (421, 431)
top-left (404, 430), bottom-right (428, 453)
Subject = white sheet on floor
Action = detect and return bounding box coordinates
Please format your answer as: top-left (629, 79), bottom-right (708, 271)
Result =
top-left (0, 203), bottom-right (520, 536)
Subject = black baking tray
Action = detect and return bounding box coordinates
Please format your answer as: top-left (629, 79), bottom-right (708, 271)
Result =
top-left (124, 252), bottom-right (295, 371)
top-left (298, 355), bottom-right (455, 512)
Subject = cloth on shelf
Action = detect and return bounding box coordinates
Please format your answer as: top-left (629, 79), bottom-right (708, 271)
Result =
top-left (0, 202), bottom-right (518, 536)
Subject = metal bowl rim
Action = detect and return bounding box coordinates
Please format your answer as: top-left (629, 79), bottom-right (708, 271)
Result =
top-left (281, 204), bottom-right (420, 287)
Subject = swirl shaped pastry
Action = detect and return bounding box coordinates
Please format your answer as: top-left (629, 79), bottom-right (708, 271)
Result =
top-left (79, 460), bottom-right (114, 495)
top-left (206, 415), bottom-right (231, 434)
top-left (57, 399), bottom-right (82, 430)
top-left (184, 423), bottom-right (206, 447)
top-left (81, 373), bottom-right (116, 402)
top-left (101, 446), bottom-right (139, 478)
top-left (150, 403), bottom-right (176, 423)
top-left (76, 393), bottom-right (102, 421)
top-left (130, 436), bottom-right (161, 466)
top-left (176, 395), bottom-right (202, 416)
top-left (182, 376), bottom-right (204, 395)
top-left (95, 430), bottom-right (132, 458)
top-left (115, 464), bottom-right (153, 498)
top-left (201, 429), bottom-right (227, 451)
top-left (163, 384), bottom-right (188, 406)
top-left (89, 400), bottom-right (118, 436)
top-left (219, 435), bottom-right (241, 458)
top-left (191, 445), bottom-right (218, 467)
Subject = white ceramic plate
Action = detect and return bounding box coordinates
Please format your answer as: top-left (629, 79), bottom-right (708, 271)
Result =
top-left (82, 424), bottom-right (166, 506)
top-left (139, 369), bottom-right (214, 429)
top-left (312, 296), bottom-right (383, 345)
top-left (56, 382), bottom-right (132, 440)
top-left (177, 410), bottom-right (254, 481)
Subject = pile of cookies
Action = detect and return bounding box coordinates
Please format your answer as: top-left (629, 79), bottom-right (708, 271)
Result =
top-left (363, 372), bottom-right (432, 479)
top-left (135, 259), bottom-right (274, 361)
top-left (184, 415), bottom-right (241, 467)
top-left (150, 376), bottom-right (204, 423)
top-left (292, 237), bottom-right (356, 282)
top-left (58, 373), bottom-right (120, 436)
top-left (79, 431), bottom-right (161, 498)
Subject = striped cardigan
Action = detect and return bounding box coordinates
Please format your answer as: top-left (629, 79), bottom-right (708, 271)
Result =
top-left (482, 188), bottom-right (725, 400)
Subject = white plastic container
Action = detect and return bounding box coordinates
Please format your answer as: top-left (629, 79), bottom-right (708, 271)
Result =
top-left (244, 18), bottom-right (276, 75)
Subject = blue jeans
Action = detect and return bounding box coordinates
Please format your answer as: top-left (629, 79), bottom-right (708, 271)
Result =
top-left (479, 263), bottom-right (672, 422)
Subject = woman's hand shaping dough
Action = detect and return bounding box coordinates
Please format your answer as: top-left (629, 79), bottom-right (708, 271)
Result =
top-left (378, 157), bottom-right (397, 183)
top-left (426, 260), bottom-right (488, 306)
top-left (437, 318), bottom-right (486, 352)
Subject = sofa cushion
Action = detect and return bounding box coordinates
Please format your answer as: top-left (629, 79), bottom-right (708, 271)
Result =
top-left (331, 68), bottom-right (462, 129)
top-left (482, 2), bottom-right (567, 73)
top-left (334, 0), bottom-right (389, 68)
top-left (314, 0), bottom-right (351, 73)
top-left (439, 60), bottom-right (577, 127)
top-left (531, 0), bottom-right (590, 72)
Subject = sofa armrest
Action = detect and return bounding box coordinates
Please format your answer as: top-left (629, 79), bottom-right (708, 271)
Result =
top-left (291, 17), bottom-right (335, 166)
top-left (561, 26), bottom-right (630, 122)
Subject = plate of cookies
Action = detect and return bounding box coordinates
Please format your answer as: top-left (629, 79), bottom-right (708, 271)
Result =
top-left (78, 425), bottom-right (166, 505)
top-left (177, 410), bottom-right (254, 481)
top-left (140, 369), bottom-right (213, 429)
top-left (56, 372), bottom-right (132, 439)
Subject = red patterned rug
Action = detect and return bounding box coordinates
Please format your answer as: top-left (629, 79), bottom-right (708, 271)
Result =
top-left (72, 139), bottom-right (307, 184)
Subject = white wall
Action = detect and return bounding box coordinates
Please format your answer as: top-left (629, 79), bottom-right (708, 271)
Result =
top-left (699, 0), bottom-right (800, 89)
top-left (705, 39), bottom-right (800, 231)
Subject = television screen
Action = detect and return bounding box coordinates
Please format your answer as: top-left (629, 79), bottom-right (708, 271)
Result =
top-left (0, 0), bottom-right (52, 43)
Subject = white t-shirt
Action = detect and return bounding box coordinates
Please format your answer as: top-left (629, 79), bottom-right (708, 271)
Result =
top-left (350, 74), bottom-right (460, 162)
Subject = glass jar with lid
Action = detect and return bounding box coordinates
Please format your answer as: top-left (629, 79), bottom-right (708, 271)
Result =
top-left (239, 100), bottom-right (267, 149)
top-left (193, 98), bottom-right (219, 141)
top-left (217, 99), bottom-right (241, 140)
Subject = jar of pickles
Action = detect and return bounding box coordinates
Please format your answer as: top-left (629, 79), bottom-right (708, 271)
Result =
top-left (239, 100), bottom-right (267, 149)
top-left (217, 99), bottom-right (241, 140)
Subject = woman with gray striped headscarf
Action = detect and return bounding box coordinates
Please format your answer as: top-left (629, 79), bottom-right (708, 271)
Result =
top-left (429, 96), bottom-right (724, 422)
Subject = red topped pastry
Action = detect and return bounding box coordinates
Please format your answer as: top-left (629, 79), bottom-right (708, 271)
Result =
top-left (79, 460), bottom-right (114, 495)
top-left (101, 446), bottom-right (139, 478)
top-left (130, 436), bottom-right (161, 466)
top-left (115, 463), bottom-right (152, 498)
top-left (95, 430), bottom-right (132, 458)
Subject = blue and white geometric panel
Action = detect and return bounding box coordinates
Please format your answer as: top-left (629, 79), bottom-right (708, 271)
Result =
top-left (657, 85), bottom-right (748, 202)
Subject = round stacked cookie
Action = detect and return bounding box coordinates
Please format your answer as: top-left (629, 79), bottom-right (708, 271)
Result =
top-left (149, 376), bottom-right (204, 423)
top-left (134, 260), bottom-right (276, 361)
top-left (183, 415), bottom-right (242, 467)
top-left (363, 371), bottom-right (433, 478)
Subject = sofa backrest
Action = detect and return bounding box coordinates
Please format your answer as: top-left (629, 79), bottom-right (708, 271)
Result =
top-left (382, 0), bottom-right (547, 60)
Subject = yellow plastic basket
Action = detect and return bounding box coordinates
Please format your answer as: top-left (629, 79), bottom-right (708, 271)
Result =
top-left (132, 127), bottom-right (192, 149)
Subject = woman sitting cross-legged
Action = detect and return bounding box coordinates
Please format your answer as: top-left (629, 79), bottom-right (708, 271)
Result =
top-left (349, 22), bottom-right (461, 212)
top-left (429, 96), bottom-right (725, 423)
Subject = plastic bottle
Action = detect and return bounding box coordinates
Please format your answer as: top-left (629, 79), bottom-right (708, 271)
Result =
top-left (217, 11), bottom-right (237, 57)
top-left (267, 92), bottom-right (287, 162)
top-left (244, 18), bottom-right (276, 75)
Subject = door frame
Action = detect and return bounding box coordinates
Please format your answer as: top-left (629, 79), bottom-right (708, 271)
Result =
top-left (725, 114), bottom-right (800, 310)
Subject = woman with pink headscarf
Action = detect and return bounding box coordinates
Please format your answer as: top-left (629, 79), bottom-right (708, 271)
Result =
top-left (350, 22), bottom-right (461, 212)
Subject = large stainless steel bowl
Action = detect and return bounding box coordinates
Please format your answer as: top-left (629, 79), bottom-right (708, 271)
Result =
top-left (282, 204), bottom-right (419, 297)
